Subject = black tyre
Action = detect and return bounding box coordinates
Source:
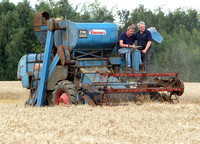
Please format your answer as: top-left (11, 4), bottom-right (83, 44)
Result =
top-left (52, 80), bottom-right (77, 106)
top-left (44, 91), bottom-right (53, 106)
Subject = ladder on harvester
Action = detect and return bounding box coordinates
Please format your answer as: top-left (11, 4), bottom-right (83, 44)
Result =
top-left (27, 39), bottom-right (46, 106)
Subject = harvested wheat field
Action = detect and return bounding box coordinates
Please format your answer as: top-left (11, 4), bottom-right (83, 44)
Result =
top-left (0, 81), bottom-right (200, 144)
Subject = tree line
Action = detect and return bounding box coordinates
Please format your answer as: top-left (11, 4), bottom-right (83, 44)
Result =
top-left (0, 0), bottom-right (200, 82)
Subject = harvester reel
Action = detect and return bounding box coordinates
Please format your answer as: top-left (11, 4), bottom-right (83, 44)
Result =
top-left (172, 79), bottom-right (184, 96)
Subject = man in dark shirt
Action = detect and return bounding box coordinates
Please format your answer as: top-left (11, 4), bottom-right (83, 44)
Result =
top-left (135, 21), bottom-right (152, 72)
top-left (118, 25), bottom-right (136, 67)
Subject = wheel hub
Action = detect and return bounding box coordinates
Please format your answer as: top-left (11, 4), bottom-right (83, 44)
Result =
top-left (56, 89), bottom-right (69, 105)
top-left (59, 93), bottom-right (69, 105)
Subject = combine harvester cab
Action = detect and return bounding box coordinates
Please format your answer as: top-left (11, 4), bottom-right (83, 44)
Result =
top-left (17, 12), bottom-right (184, 107)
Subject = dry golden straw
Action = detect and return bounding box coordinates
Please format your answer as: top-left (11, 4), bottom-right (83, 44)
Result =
top-left (0, 81), bottom-right (200, 143)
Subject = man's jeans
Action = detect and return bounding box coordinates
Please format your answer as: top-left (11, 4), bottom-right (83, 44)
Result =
top-left (118, 48), bottom-right (142, 68)
top-left (141, 49), bottom-right (151, 72)
top-left (118, 48), bottom-right (133, 67)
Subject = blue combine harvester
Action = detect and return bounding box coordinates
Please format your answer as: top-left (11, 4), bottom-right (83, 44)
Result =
top-left (17, 12), bottom-right (184, 107)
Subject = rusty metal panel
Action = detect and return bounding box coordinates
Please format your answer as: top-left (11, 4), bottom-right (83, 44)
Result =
top-left (34, 12), bottom-right (50, 32)
top-left (34, 26), bottom-right (42, 32)
top-left (34, 12), bottom-right (42, 26)
top-left (47, 65), bottom-right (68, 90)
top-left (83, 95), bottom-right (96, 106)
top-left (57, 45), bottom-right (71, 65)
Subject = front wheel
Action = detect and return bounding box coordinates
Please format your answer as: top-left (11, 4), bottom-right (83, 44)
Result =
top-left (52, 80), bottom-right (77, 106)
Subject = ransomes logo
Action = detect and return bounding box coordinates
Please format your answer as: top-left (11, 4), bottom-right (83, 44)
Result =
top-left (89, 29), bottom-right (106, 35)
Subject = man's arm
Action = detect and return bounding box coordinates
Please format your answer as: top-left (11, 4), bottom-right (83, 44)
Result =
top-left (119, 40), bottom-right (134, 48)
top-left (142, 30), bottom-right (152, 54)
top-left (142, 41), bottom-right (152, 54)
top-left (132, 42), bottom-right (135, 48)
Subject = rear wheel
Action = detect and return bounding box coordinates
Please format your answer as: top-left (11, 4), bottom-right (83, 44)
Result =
top-left (52, 80), bottom-right (77, 106)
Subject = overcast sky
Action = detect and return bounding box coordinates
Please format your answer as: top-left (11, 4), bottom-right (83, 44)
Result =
top-left (7, 0), bottom-right (200, 12)
top-left (6, 0), bottom-right (200, 22)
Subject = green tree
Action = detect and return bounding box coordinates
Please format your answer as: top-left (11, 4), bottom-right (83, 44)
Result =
top-left (35, 0), bottom-right (79, 20)
top-left (35, 0), bottom-right (52, 16)
top-left (0, 0), bottom-right (15, 14)
top-left (79, 0), bottom-right (115, 22)
top-left (0, 10), bottom-right (20, 80)
top-left (117, 9), bottom-right (130, 33)
top-left (0, 0), bottom-right (38, 80)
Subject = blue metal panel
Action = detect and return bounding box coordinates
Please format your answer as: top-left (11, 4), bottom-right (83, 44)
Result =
top-left (148, 27), bottom-right (163, 43)
top-left (36, 30), bottom-right (54, 107)
top-left (17, 55), bottom-right (27, 80)
top-left (48, 54), bottom-right (60, 78)
top-left (54, 21), bottom-right (118, 51)
top-left (21, 73), bottom-right (29, 88)
top-left (24, 53), bottom-right (44, 62)
top-left (54, 21), bottom-right (78, 52)
top-left (109, 57), bottom-right (121, 65)
top-left (41, 25), bottom-right (48, 31)
top-left (80, 67), bottom-right (126, 89)
top-left (26, 54), bottom-right (44, 73)
top-left (17, 54), bottom-right (44, 88)
top-left (75, 23), bottom-right (118, 50)
top-left (17, 58), bottom-right (29, 87)
top-left (17, 52), bottom-right (60, 90)
top-left (77, 59), bottom-right (107, 67)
